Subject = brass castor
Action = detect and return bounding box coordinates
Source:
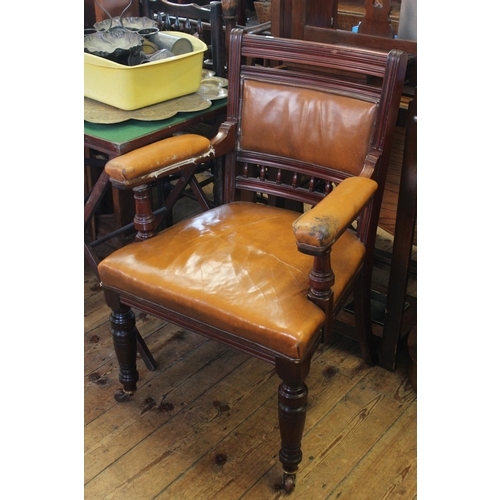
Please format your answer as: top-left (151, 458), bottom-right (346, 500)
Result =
top-left (114, 389), bottom-right (134, 402)
top-left (282, 473), bottom-right (296, 493)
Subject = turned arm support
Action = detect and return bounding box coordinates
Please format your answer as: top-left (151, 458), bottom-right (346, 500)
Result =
top-left (292, 176), bottom-right (377, 329)
top-left (103, 122), bottom-right (236, 240)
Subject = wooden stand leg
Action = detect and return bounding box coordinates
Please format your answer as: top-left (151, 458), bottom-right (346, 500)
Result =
top-left (380, 91), bottom-right (417, 371)
top-left (84, 170), bottom-right (111, 276)
top-left (135, 330), bottom-right (158, 371)
top-left (212, 157), bottom-right (224, 206)
top-left (84, 164), bottom-right (97, 241)
top-left (353, 271), bottom-right (378, 366)
top-left (237, 0), bottom-right (246, 25)
top-left (221, 0), bottom-right (238, 53)
top-left (112, 185), bottom-right (135, 240)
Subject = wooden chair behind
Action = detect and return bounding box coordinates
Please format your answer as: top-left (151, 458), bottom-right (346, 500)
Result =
top-left (142, 0), bottom-right (226, 76)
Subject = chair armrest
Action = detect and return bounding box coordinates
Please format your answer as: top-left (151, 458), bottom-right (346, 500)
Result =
top-left (105, 134), bottom-right (213, 188)
top-left (292, 176), bottom-right (378, 252)
top-left (210, 119), bottom-right (237, 157)
top-left (105, 120), bottom-right (237, 189)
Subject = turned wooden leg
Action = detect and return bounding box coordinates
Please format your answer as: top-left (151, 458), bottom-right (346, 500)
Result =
top-left (104, 290), bottom-right (139, 401)
top-left (110, 305), bottom-right (139, 401)
top-left (353, 270), bottom-right (378, 366)
top-left (221, 0), bottom-right (237, 54)
top-left (307, 250), bottom-right (334, 344)
top-left (275, 354), bottom-right (312, 493)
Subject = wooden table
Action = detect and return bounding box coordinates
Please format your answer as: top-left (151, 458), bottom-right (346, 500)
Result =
top-left (84, 99), bottom-right (227, 277)
top-left (84, 98), bottom-right (227, 158)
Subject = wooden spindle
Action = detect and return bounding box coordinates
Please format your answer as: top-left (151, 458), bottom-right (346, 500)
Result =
top-left (196, 18), bottom-right (203, 37)
top-left (276, 169), bottom-right (282, 184)
top-left (259, 165), bottom-right (266, 181)
top-left (132, 185), bottom-right (156, 241)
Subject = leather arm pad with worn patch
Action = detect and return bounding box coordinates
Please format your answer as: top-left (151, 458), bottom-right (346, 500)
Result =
top-left (292, 176), bottom-right (378, 249)
top-left (105, 134), bottom-right (212, 185)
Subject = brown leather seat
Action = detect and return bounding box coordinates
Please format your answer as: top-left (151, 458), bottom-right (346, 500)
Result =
top-left (98, 30), bottom-right (407, 492)
top-left (100, 191), bottom-right (369, 359)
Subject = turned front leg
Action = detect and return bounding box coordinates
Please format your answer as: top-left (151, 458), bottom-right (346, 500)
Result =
top-left (275, 354), bottom-right (312, 492)
top-left (104, 290), bottom-right (139, 399)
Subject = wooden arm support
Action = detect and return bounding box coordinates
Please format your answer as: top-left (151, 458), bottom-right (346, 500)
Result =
top-left (102, 123), bottom-right (237, 240)
top-left (292, 176), bottom-right (377, 334)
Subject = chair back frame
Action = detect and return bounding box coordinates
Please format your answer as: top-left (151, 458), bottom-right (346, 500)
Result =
top-left (223, 30), bottom-right (406, 255)
top-left (143, 0), bottom-right (226, 76)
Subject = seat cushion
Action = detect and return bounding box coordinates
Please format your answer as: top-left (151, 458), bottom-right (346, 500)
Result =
top-left (98, 202), bottom-right (366, 360)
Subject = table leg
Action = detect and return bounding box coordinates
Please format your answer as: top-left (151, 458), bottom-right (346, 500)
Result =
top-left (112, 185), bottom-right (136, 237)
top-left (84, 168), bottom-right (158, 371)
top-left (379, 91), bottom-right (417, 371)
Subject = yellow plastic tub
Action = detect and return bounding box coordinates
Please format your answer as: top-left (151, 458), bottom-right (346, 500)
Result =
top-left (84, 32), bottom-right (207, 110)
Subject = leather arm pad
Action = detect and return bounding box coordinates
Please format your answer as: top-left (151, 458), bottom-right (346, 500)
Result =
top-left (105, 134), bottom-right (212, 186)
top-left (292, 176), bottom-right (378, 250)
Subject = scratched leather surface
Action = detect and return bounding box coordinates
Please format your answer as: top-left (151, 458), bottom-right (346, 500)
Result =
top-left (240, 80), bottom-right (377, 176)
top-left (99, 202), bottom-right (365, 359)
top-left (293, 176), bottom-right (377, 248)
top-left (105, 134), bottom-right (211, 182)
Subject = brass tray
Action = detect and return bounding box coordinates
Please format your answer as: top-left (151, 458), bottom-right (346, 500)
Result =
top-left (84, 73), bottom-right (228, 124)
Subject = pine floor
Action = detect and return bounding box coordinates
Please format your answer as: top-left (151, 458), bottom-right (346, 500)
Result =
top-left (84, 127), bottom-right (417, 499)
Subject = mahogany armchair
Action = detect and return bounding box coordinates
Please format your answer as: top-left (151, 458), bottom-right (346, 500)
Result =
top-left (97, 30), bottom-right (406, 492)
